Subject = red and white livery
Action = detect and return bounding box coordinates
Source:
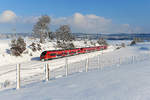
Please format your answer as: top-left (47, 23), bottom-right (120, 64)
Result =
top-left (40, 46), bottom-right (107, 61)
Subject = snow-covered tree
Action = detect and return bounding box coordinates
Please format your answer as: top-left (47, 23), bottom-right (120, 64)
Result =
top-left (10, 37), bottom-right (26, 56)
top-left (97, 38), bottom-right (108, 46)
top-left (55, 25), bottom-right (74, 42)
top-left (55, 25), bottom-right (75, 49)
top-left (32, 15), bottom-right (51, 43)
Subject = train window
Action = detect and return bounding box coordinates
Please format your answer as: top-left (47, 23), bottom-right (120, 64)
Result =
top-left (41, 51), bottom-right (47, 56)
top-left (71, 51), bottom-right (75, 53)
top-left (50, 53), bottom-right (56, 56)
top-left (63, 52), bottom-right (68, 55)
top-left (81, 48), bottom-right (83, 50)
top-left (57, 53), bottom-right (62, 56)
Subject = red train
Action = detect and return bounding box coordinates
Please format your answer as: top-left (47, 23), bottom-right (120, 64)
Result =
top-left (40, 45), bottom-right (107, 61)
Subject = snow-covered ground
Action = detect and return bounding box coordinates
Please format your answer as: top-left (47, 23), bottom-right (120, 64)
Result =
top-left (0, 40), bottom-right (115, 89)
top-left (0, 38), bottom-right (116, 88)
top-left (0, 38), bottom-right (150, 100)
top-left (0, 38), bottom-right (131, 67)
top-left (0, 38), bottom-right (106, 66)
top-left (0, 45), bottom-right (150, 100)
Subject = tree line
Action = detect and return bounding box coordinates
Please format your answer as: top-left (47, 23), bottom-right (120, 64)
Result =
top-left (10, 15), bottom-right (76, 56)
top-left (32, 15), bottom-right (75, 44)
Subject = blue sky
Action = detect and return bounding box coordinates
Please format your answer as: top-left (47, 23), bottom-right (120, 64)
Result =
top-left (0, 0), bottom-right (150, 33)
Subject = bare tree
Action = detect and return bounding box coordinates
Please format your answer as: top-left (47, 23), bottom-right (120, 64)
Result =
top-left (48, 31), bottom-right (55, 40)
top-left (97, 38), bottom-right (108, 46)
top-left (29, 42), bottom-right (42, 52)
top-left (55, 25), bottom-right (74, 42)
top-left (133, 37), bottom-right (143, 42)
top-left (130, 37), bottom-right (143, 46)
top-left (10, 37), bottom-right (26, 56)
top-left (32, 15), bottom-right (51, 43)
top-left (55, 25), bottom-right (75, 49)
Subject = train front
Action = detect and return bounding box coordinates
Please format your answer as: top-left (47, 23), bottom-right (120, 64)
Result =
top-left (40, 51), bottom-right (47, 61)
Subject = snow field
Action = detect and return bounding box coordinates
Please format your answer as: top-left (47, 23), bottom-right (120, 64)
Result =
top-left (0, 39), bottom-right (102, 66)
top-left (0, 39), bottom-right (150, 99)
top-left (0, 46), bottom-right (114, 89)
top-left (0, 56), bottom-right (150, 100)
top-left (0, 39), bottom-right (150, 91)
top-left (1, 42), bottom-right (150, 90)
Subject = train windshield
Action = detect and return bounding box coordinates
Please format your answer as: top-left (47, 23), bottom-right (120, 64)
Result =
top-left (41, 51), bottom-right (47, 56)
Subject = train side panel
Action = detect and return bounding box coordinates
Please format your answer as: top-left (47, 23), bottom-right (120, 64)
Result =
top-left (40, 46), bottom-right (107, 61)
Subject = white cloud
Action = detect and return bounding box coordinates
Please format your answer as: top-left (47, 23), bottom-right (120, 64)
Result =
top-left (0, 10), bottom-right (17, 23)
top-left (51, 12), bottom-right (139, 33)
top-left (22, 16), bottom-right (40, 24)
top-left (114, 24), bottom-right (130, 33)
top-left (0, 11), bottom-right (143, 33)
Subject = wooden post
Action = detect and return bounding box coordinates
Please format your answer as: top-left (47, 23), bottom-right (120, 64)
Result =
top-left (119, 58), bottom-right (121, 65)
top-left (100, 60), bottom-right (103, 70)
top-left (46, 63), bottom-right (49, 81)
top-left (100, 61), bottom-right (103, 70)
top-left (100, 55), bottom-right (103, 70)
top-left (16, 64), bottom-right (20, 90)
top-left (134, 56), bottom-right (136, 62)
top-left (98, 55), bottom-right (100, 69)
top-left (86, 55), bottom-right (89, 72)
top-left (65, 57), bottom-right (68, 76)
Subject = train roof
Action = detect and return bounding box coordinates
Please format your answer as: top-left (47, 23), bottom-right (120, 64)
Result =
top-left (41, 46), bottom-right (105, 53)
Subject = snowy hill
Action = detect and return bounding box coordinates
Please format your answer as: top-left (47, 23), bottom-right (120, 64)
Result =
top-left (0, 38), bottom-right (150, 100)
top-left (0, 38), bottom-right (115, 89)
top-left (0, 52), bottom-right (150, 100)
top-left (0, 38), bottom-right (103, 66)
